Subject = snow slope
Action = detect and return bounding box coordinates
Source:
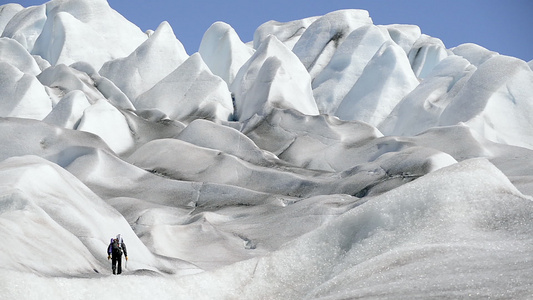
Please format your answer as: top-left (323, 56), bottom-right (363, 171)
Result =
top-left (0, 1), bottom-right (532, 299)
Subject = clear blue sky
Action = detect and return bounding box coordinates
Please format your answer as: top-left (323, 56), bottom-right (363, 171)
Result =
top-left (3, 0), bottom-right (532, 61)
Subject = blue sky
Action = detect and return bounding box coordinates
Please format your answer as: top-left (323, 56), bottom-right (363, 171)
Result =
top-left (3, 0), bottom-right (532, 61)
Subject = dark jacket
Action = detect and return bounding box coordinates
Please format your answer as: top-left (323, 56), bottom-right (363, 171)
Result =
top-left (107, 238), bottom-right (127, 257)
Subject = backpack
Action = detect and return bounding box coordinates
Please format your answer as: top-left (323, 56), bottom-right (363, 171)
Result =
top-left (111, 238), bottom-right (122, 254)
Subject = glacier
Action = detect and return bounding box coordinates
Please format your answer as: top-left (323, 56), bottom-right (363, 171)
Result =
top-left (0, 0), bottom-right (532, 299)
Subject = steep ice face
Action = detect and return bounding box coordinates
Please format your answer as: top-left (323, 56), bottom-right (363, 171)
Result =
top-left (293, 9), bottom-right (373, 79)
top-left (3, 0), bottom-right (147, 70)
top-left (335, 41), bottom-right (419, 128)
top-left (380, 55), bottom-right (476, 136)
top-left (69, 61), bottom-right (135, 110)
top-left (42, 90), bottom-right (91, 129)
top-left (379, 24), bottom-right (421, 54)
top-left (0, 37), bottom-right (41, 76)
top-left (37, 64), bottom-right (106, 104)
top-left (231, 35), bottom-right (318, 121)
top-left (77, 99), bottom-right (135, 155)
top-left (100, 21), bottom-right (188, 101)
top-left (408, 34), bottom-right (449, 79)
top-left (199, 21), bottom-right (254, 86)
top-left (0, 3), bottom-right (23, 33)
top-left (1, 4), bottom-right (46, 52)
top-left (312, 24), bottom-right (391, 114)
top-left (253, 16), bottom-right (319, 50)
top-left (439, 55), bottom-right (533, 149)
top-left (134, 53), bottom-right (234, 123)
top-left (0, 61), bottom-right (51, 119)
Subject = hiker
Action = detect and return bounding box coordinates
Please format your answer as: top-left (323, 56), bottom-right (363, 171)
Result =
top-left (107, 234), bottom-right (128, 275)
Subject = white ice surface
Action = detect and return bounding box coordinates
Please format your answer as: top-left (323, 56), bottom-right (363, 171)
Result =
top-left (0, 3), bottom-right (23, 33)
top-left (77, 99), bottom-right (134, 155)
top-left (293, 9), bottom-right (373, 79)
top-left (0, 1), bottom-right (532, 299)
top-left (99, 21), bottom-right (188, 101)
top-left (135, 53), bottom-right (233, 123)
top-left (253, 16), bottom-right (319, 50)
top-left (199, 21), bottom-right (254, 86)
top-left (335, 41), bottom-right (419, 128)
top-left (312, 24), bottom-right (390, 114)
top-left (408, 34), bottom-right (449, 79)
top-left (0, 61), bottom-right (51, 119)
top-left (0, 37), bottom-right (41, 76)
top-left (231, 35), bottom-right (318, 121)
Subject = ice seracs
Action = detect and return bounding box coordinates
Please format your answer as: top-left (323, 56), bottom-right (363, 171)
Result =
top-left (100, 21), bottom-right (188, 101)
top-left (253, 16), bottom-right (319, 50)
top-left (0, 37), bottom-right (41, 76)
top-left (77, 99), bottom-right (135, 155)
top-left (1, 4), bottom-right (46, 52)
top-left (134, 53), bottom-right (234, 123)
top-left (0, 3), bottom-right (23, 33)
top-left (379, 55), bottom-right (476, 136)
top-left (231, 35), bottom-right (318, 121)
top-left (312, 24), bottom-right (391, 114)
top-left (292, 9), bottom-right (373, 79)
top-left (0, 1), bottom-right (532, 298)
top-left (2, 0), bottom-right (146, 70)
top-left (38, 64), bottom-right (106, 104)
top-left (407, 34), bottom-right (449, 79)
top-left (42, 90), bottom-right (91, 129)
top-left (0, 61), bottom-right (51, 119)
top-left (335, 40), bottom-right (419, 129)
top-left (439, 55), bottom-right (533, 149)
top-left (379, 24), bottom-right (421, 54)
top-left (199, 21), bottom-right (254, 86)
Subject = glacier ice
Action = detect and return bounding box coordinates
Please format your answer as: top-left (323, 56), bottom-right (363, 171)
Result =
top-left (452, 42), bottom-right (498, 67)
top-left (379, 24), bottom-right (421, 54)
top-left (2, 0), bottom-right (146, 70)
top-left (379, 55), bottom-right (476, 136)
top-left (231, 35), bottom-right (318, 121)
top-left (0, 61), bottom-right (51, 119)
top-left (1, 4), bottom-right (46, 52)
top-left (37, 63), bottom-right (106, 104)
top-left (439, 55), bottom-right (533, 149)
top-left (100, 21), bottom-right (188, 101)
top-left (407, 34), bottom-right (449, 78)
top-left (134, 53), bottom-right (234, 123)
top-left (0, 0), bottom-right (532, 299)
top-left (292, 9), bottom-right (373, 79)
top-left (0, 37), bottom-right (41, 75)
top-left (312, 24), bottom-right (391, 114)
top-left (0, 3), bottom-right (23, 33)
top-left (199, 21), bottom-right (254, 86)
top-left (335, 40), bottom-right (419, 128)
top-left (42, 90), bottom-right (91, 129)
top-left (253, 16), bottom-right (319, 50)
top-left (76, 99), bottom-right (135, 155)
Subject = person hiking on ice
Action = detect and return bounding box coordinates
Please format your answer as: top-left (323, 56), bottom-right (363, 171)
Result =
top-left (107, 234), bottom-right (128, 275)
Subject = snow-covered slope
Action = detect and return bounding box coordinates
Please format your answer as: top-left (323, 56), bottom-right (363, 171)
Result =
top-left (0, 1), bottom-right (532, 299)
